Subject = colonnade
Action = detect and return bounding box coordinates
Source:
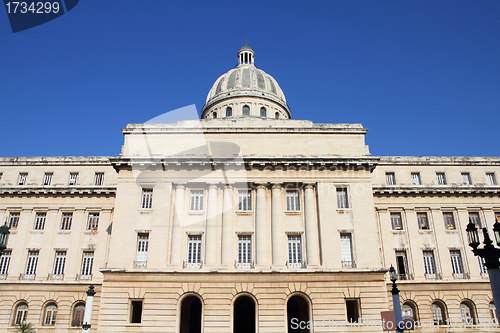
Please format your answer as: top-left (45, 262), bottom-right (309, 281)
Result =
top-left (168, 183), bottom-right (321, 268)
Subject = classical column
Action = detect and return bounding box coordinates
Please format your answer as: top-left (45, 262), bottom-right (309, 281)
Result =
top-left (205, 184), bottom-right (218, 266)
top-left (304, 184), bottom-right (320, 266)
top-left (221, 185), bottom-right (233, 266)
top-left (255, 184), bottom-right (269, 266)
top-left (81, 285), bottom-right (95, 333)
top-left (170, 184), bottom-right (185, 266)
top-left (271, 184), bottom-right (284, 266)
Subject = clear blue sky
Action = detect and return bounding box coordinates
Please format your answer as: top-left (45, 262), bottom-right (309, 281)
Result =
top-left (1, 0), bottom-right (500, 157)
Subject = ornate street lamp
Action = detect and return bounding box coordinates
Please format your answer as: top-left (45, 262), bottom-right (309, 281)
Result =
top-left (82, 285), bottom-right (96, 333)
top-left (493, 220), bottom-right (500, 246)
top-left (465, 221), bottom-right (500, 319)
top-left (389, 265), bottom-right (404, 333)
top-left (0, 222), bottom-right (10, 254)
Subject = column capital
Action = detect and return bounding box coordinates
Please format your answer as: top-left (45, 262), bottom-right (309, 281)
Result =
top-left (255, 184), bottom-right (267, 190)
top-left (208, 183), bottom-right (218, 190)
top-left (304, 183), bottom-right (315, 190)
top-left (272, 183), bottom-right (282, 190)
top-left (174, 184), bottom-right (186, 190)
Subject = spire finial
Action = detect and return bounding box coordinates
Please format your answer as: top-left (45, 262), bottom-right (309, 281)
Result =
top-left (245, 35), bottom-right (247, 46)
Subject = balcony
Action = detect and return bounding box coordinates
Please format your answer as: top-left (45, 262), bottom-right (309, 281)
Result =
top-left (0, 274), bottom-right (6, 280)
top-left (425, 273), bottom-right (442, 280)
top-left (482, 272), bottom-right (489, 279)
top-left (19, 274), bottom-right (35, 280)
top-left (398, 273), bottom-right (414, 280)
top-left (342, 260), bottom-right (356, 269)
top-left (134, 260), bottom-right (147, 269)
top-left (77, 274), bottom-right (92, 281)
top-left (287, 261), bottom-right (305, 269)
top-left (453, 272), bottom-right (470, 280)
top-left (183, 261), bottom-right (202, 269)
top-left (48, 274), bottom-right (64, 281)
top-left (235, 261), bottom-right (253, 269)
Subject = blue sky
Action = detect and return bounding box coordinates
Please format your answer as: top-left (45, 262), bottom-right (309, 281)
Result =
top-left (1, 0), bottom-right (499, 156)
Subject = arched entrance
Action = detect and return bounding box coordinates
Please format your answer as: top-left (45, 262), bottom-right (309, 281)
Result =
top-left (233, 295), bottom-right (256, 333)
top-left (180, 295), bottom-right (202, 333)
top-left (287, 295), bottom-right (310, 333)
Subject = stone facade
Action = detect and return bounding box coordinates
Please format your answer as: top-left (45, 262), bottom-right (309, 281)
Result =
top-left (0, 47), bottom-right (499, 332)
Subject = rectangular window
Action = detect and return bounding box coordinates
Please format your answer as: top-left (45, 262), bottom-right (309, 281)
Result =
top-left (53, 250), bottom-right (66, 276)
top-left (81, 251), bottom-right (94, 277)
top-left (130, 300), bottom-right (143, 324)
top-left (69, 172), bottom-right (78, 186)
top-left (385, 172), bottom-right (396, 185)
top-left (0, 250), bottom-right (11, 276)
top-left (94, 172), bottom-right (104, 186)
top-left (237, 235), bottom-right (252, 264)
top-left (479, 257), bottom-right (488, 275)
top-left (8, 212), bottom-right (20, 229)
top-left (461, 172), bottom-right (472, 185)
top-left (411, 172), bottom-right (421, 185)
top-left (390, 212), bottom-right (403, 230)
top-left (286, 190), bottom-right (300, 211)
top-left (43, 172), bottom-right (53, 186)
top-left (238, 190), bottom-right (252, 211)
top-left (60, 212), bottom-right (73, 230)
top-left (190, 190), bottom-right (204, 211)
top-left (346, 299), bottom-right (360, 323)
top-left (136, 233), bottom-right (149, 263)
top-left (417, 212), bottom-right (430, 230)
top-left (87, 212), bottom-right (99, 230)
top-left (287, 235), bottom-right (302, 264)
top-left (25, 250), bottom-right (39, 276)
top-left (469, 212), bottom-right (482, 228)
top-left (395, 250), bottom-right (409, 280)
top-left (336, 187), bottom-right (349, 209)
top-left (443, 212), bottom-right (456, 230)
top-left (486, 173), bottom-right (497, 185)
top-left (187, 235), bottom-right (202, 264)
top-left (18, 173), bottom-right (27, 185)
top-left (496, 212), bottom-right (500, 224)
top-left (340, 233), bottom-right (354, 268)
top-left (141, 189), bottom-right (153, 209)
top-left (436, 172), bottom-right (447, 185)
top-left (423, 250), bottom-right (436, 277)
top-left (34, 212), bottom-right (46, 230)
top-left (450, 250), bottom-right (464, 276)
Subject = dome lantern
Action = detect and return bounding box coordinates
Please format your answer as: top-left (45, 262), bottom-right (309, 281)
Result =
top-left (238, 45), bottom-right (255, 66)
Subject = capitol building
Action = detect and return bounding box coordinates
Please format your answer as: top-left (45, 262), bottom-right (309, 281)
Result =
top-left (0, 45), bottom-right (499, 332)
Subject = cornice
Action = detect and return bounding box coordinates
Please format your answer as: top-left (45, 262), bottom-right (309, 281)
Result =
top-left (0, 156), bottom-right (113, 166)
top-left (110, 156), bottom-right (380, 172)
top-left (377, 156), bottom-right (500, 166)
top-left (0, 187), bottom-right (116, 196)
top-left (373, 185), bottom-right (500, 195)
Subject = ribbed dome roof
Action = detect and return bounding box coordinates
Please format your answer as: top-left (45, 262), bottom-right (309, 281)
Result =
top-left (204, 65), bottom-right (287, 105)
top-left (202, 46), bottom-right (290, 118)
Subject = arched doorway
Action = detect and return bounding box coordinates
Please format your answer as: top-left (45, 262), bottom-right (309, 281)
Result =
top-left (287, 295), bottom-right (310, 333)
top-left (233, 295), bottom-right (256, 333)
top-left (180, 295), bottom-right (202, 333)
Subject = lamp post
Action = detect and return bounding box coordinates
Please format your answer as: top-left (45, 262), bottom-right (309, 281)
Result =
top-left (0, 222), bottom-right (10, 254)
top-left (389, 265), bottom-right (404, 333)
top-left (82, 285), bottom-right (96, 333)
top-left (466, 220), bottom-right (500, 317)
